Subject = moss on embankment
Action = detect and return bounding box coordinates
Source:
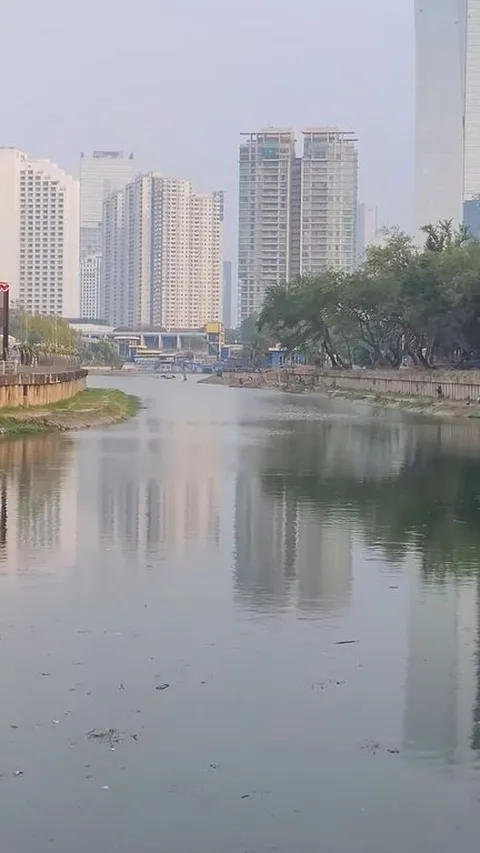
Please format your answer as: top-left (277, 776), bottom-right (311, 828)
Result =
top-left (0, 388), bottom-right (140, 439)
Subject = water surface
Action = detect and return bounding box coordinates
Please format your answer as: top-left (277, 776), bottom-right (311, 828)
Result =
top-left (1, 376), bottom-right (480, 852)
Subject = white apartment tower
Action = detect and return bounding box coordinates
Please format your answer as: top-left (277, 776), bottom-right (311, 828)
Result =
top-left (238, 129), bottom-right (297, 322)
top-left (300, 129), bottom-right (358, 275)
top-left (415, 0), bottom-right (480, 233)
top-left (238, 128), bottom-right (358, 324)
top-left (0, 148), bottom-right (79, 316)
top-left (102, 174), bottom-right (221, 328)
top-left (79, 151), bottom-right (138, 318)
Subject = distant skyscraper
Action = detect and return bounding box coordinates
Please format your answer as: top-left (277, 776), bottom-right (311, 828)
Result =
top-left (213, 190), bottom-right (225, 223)
top-left (237, 127), bottom-right (358, 324)
top-left (300, 129), bottom-right (358, 274)
top-left (0, 148), bottom-right (79, 317)
top-left (356, 203), bottom-right (379, 265)
top-left (415, 1), bottom-right (480, 233)
top-left (101, 188), bottom-right (125, 327)
top-left (102, 174), bottom-right (221, 328)
top-left (238, 129), bottom-right (297, 323)
top-left (80, 253), bottom-right (102, 320)
top-left (223, 261), bottom-right (232, 328)
top-left (79, 151), bottom-right (138, 318)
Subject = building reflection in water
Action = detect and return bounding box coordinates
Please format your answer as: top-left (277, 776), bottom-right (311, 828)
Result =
top-left (234, 460), bottom-right (353, 615)
top-left (235, 410), bottom-right (480, 761)
top-left (403, 579), bottom-right (478, 763)
top-left (472, 576), bottom-right (480, 751)
top-left (78, 417), bottom-right (221, 560)
top-left (233, 417), bottom-right (418, 615)
top-left (0, 436), bottom-right (76, 574)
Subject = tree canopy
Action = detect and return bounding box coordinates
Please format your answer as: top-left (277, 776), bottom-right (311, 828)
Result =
top-left (9, 309), bottom-right (80, 355)
top-left (258, 221), bottom-right (480, 368)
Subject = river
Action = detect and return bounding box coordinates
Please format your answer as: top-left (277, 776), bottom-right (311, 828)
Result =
top-left (1, 375), bottom-right (480, 852)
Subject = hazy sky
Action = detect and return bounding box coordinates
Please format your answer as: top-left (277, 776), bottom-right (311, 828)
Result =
top-left (2, 0), bottom-right (414, 256)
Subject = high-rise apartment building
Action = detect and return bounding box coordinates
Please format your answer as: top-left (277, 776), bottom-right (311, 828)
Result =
top-left (415, 1), bottom-right (480, 233)
top-left (0, 148), bottom-right (79, 317)
top-left (79, 151), bottom-right (138, 318)
top-left (356, 203), bottom-right (379, 265)
top-left (238, 128), bottom-right (358, 324)
top-left (79, 254), bottom-right (102, 320)
top-left (223, 261), bottom-right (233, 328)
top-left (300, 129), bottom-right (358, 274)
top-left (101, 174), bottom-right (221, 328)
top-left (101, 188), bottom-right (125, 327)
top-left (238, 129), bottom-right (297, 322)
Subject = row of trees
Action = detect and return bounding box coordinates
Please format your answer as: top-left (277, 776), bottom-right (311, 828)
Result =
top-left (258, 221), bottom-right (480, 368)
top-left (9, 311), bottom-right (80, 356)
top-left (9, 309), bottom-right (121, 366)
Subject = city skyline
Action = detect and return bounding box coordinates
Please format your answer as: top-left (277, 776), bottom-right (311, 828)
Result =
top-left (1, 0), bottom-right (413, 265)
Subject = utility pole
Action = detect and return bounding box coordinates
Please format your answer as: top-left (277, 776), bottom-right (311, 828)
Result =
top-left (0, 283), bottom-right (9, 361)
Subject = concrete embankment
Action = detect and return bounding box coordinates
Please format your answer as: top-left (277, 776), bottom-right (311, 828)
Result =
top-left (202, 367), bottom-right (480, 418)
top-left (0, 367), bottom-right (87, 407)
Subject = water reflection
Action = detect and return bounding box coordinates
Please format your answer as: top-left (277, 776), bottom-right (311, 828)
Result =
top-left (0, 436), bottom-right (75, 573)
top-left (2, 392), bottom-right (480, 779)
top-left (234, 462), bottom-right (352, 614)
top-left (258, 417), bottom-right (480, 575)
top-left (404, 581), bottom-right (477, 763)
top-left (6, 384), bottom-right (480, 853)
top-left (254, 412), bottom-right (480, 762)
top-left (77, 416), bottom-right (221, 559)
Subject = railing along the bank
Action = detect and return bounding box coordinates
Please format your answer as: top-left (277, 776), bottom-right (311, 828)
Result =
top-left (1, 355), bottom-right (81, 374)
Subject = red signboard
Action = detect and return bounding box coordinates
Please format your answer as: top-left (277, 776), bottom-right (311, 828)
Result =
top-left (0, 282), bottom-right (9, 293)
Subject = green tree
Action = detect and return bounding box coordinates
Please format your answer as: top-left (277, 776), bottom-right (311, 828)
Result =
top-left (81, 339), bottom-right (122, 367)
top-left (258, 222), bottom-right (480, 369)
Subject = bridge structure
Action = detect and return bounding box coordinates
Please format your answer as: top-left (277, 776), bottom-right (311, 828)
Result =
top-left (111, 323), bottom-right (224, 364)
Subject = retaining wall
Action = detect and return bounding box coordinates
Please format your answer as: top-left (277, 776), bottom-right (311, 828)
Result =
top-left (0, 368), bottom-right (87, 408)
top-left (282, 367), bottom-right (480, 402)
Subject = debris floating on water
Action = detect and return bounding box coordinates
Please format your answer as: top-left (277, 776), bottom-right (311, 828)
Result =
top-left (361, 740), bottom-right (401, 756)
top-left (87, 728), bottom-right (125, 747)
top-left (155, 683), bottom-right (170, 691)
top-left (335, 640), bottom-right (358, 646)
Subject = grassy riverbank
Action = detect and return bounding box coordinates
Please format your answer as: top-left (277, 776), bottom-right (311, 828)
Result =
top-left (0, 388), bottom-right (140, 439)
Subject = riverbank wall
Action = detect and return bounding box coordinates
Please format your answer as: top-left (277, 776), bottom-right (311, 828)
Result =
top-left (203, 367), bottom-right (480, 415)
top-left (293, 367), bottom-right (480, 402)
top-left (0, 368), bottom-right (87, 408)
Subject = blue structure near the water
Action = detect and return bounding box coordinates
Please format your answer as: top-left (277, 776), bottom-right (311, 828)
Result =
top-left (264, 348), bottom-right (305, 367)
